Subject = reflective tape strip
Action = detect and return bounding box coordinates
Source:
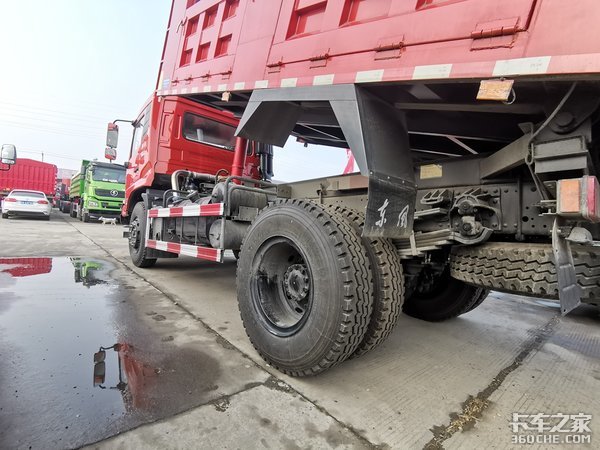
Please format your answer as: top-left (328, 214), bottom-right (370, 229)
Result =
top-left (493, 56), bottom-right (551, 77)
top-left (161, 52), bottom-right (600, 96)
top-left (313, 74), bottom-right (335, 85)
top-left (355, 69), bottom-right (384, 83)
top-left (147, 239), bottom-right (222, 262)
top-left (548, 53), bottom-right (600, 74)
top-left (280, 78), bottom-right (298, 88)
top-left (148, 203), bottom-right (224, 218)
top-left (412, 64), bottom-right (453, 80)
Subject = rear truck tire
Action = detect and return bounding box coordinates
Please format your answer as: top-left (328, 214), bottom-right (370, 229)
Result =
top-left (465, 287), bottom-right (489, 313)
top-left (237, 199), bottom-right (373, 376)
top-left (326, 205), bottom-right (404, 357)
top-left (450, 242), bottom-right (600, 304)
top-left (403, 267), bottom-right (488, 322)
top-left (1, 212), bottom-right (7, 219)
top-left (128, 201), bottom-right (157, 268)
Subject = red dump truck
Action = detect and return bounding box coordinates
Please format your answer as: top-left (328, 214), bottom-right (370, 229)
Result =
top-left (0, 158), bottom-right (57, 201)
top-left (110, 0), bottom-right (600, 376)
top-left (54, 177), bottom-right (72, 212)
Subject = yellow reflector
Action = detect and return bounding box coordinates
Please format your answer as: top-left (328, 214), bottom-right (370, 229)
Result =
top-left (557, 176), bottom-right (600, 222)
top-left (476, 79), bottom-right (514, 101)
top-left (558, 178), bottom-right (581, 214)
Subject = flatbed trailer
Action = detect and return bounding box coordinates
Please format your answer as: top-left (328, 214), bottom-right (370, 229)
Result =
top-left (115, 0), bottom-right (600, 376)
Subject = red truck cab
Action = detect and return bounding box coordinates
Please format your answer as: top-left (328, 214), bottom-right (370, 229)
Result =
top-left (122, 93), bottom-right (261, 217)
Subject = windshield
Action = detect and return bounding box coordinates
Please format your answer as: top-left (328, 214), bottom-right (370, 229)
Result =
top-left (92, 166), bottom-right (126, 184)
top-left (9, 190), bottom-right (46, 198)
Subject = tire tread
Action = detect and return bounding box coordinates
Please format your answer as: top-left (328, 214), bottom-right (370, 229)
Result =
top-left (326, 205), bottom-right (404, 357)
top-left (237, 199), bottom-right (374, 376)
top-left (450, 242), bottom-right (600, 302)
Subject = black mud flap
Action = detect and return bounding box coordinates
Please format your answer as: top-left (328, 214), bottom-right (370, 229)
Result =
top-left (364, 174), bottom-right (416, 238)
top-left (552, 217), bottom-right (582, 315)
top-left (331, 86), bottom-right (417, 238)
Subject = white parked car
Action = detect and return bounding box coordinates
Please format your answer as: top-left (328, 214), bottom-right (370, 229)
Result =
top-left (1, 190), bottom-right (52, 220)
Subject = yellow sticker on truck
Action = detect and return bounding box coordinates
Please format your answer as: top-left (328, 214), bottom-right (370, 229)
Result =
top-left (420, 164), bottom-right (443, 179)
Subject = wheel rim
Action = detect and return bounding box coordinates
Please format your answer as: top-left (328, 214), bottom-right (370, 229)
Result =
top-left (129, 216), bottom-right (141, 250)
top-left (250, 237), bottom-right (313, 337)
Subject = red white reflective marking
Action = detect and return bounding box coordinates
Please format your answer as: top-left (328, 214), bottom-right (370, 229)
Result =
top-left (157, 54), bottom-right (600, 97)
top-left (148, 203), bottom-right (224, 218)
top-left (147, 239), bottom-right (222, 262)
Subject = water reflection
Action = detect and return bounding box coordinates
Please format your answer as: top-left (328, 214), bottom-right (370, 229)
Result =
top-left (0, 257), bottom-right (52, 277)
top-left (92, 342), bottom-right (159, 412)
top-left (70, 257), bottom-right (108, 287)
top-left (1, 257), bottom-right (223, 449)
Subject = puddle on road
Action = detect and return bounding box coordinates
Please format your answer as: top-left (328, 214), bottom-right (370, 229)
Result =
top-left (0, 257), bottom-right (221, 449)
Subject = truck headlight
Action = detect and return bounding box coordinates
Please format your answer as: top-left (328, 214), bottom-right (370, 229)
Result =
top-left (88, 200), bottom-right (99, 207)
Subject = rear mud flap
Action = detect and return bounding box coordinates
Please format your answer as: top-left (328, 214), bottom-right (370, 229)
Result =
top-left (364, 175), bottom-right (416, 238)
top-left (552, 218), bottom-right (582, 315)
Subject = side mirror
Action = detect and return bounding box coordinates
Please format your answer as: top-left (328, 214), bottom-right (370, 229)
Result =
top-left (105, 147), bottom-right (117, 161)
top-left (106, 123), bottom-right (119, 149)
top-left (93, 350), bottom-right (106, 386)
top-left (94, 350), bottom-right (106, 363)
top-left (93, 361), bottom-right (106, 386)
top-left (1, 144), bottom-right (17, 165)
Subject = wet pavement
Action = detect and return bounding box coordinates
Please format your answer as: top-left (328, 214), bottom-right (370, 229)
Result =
top-left (0, 256), bottom-right (269, 449)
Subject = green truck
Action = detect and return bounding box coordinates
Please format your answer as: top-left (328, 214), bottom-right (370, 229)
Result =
top-left (69, 160), bottom-right (126, 222)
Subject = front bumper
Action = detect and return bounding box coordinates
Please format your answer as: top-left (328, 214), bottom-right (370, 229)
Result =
top-left (87, 209), bottom-right (121, 219)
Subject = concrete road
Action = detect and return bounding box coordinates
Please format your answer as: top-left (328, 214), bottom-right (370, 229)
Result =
top-left (1, 210), bottom-right (599, 449)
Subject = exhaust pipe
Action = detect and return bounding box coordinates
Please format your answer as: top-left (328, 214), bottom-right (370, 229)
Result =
top-left (171, 170), bottom-right (217, 191)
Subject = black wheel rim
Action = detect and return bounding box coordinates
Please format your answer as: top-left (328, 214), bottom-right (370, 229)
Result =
top-left (129, 216), bottom-right (141, 251)
top-left (250, 237), bottom-right (313, 337)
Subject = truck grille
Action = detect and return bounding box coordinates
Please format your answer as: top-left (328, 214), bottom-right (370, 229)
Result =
top-left (95, 189), bottom-right (124, 198)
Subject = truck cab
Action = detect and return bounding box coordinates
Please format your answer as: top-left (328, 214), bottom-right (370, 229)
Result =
top-left (69, 160), bottom-right (126, 222)
top-left (121, 94), bottom-right (262, 218)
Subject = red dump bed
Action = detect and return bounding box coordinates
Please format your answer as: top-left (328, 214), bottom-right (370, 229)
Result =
top-left (0, 158), bottom-right (58, 197)
top-left (159, 0), bottom-right (600, 96)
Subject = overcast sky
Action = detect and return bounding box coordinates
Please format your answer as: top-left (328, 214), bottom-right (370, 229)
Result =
top-left (0, 1), bottom-right (349, 181)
